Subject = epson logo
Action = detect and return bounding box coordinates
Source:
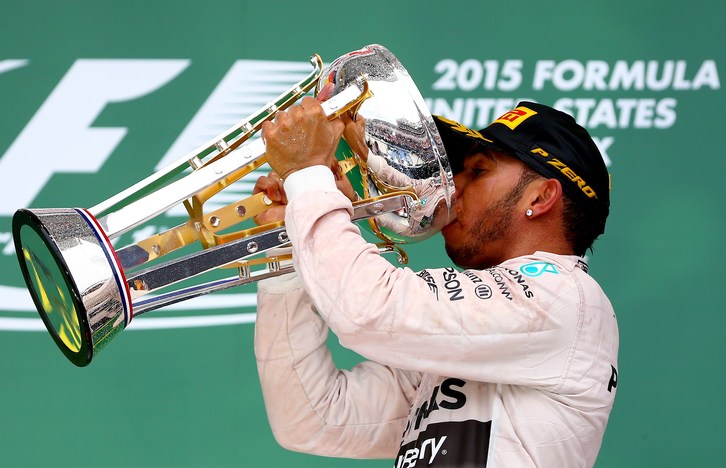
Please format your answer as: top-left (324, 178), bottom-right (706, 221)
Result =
top-left (442, 268), bottom-right (464, 301)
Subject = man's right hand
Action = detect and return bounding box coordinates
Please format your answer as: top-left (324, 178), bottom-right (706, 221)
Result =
top-left (252, 161), bottom-right (359, 226)
top-left (252, 171), bottom-right (287, 225)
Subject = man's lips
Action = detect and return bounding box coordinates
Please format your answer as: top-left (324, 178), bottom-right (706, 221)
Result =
top-left (442, 217), bottom-right (458, 236)
top-left (440, 196), bottom-right (461, 235)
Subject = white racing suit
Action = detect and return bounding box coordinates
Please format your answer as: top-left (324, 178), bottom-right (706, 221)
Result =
top-left (254, 166), bottom-right (619, 467)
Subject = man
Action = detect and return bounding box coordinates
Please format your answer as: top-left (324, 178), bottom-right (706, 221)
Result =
top-left (253, 100), bottom-right (619, 467)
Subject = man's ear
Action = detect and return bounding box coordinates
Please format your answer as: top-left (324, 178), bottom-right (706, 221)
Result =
top-left (525, 178), bottom-right (563, 218)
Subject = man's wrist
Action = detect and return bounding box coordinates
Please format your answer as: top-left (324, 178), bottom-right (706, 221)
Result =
top-left (283, 165), bottom-right (338, 202)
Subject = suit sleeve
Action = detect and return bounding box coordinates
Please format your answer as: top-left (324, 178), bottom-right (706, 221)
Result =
top-left (283, 166), bottom-right (581, 388)
top-left (254, 271), bottom-right (421, 458)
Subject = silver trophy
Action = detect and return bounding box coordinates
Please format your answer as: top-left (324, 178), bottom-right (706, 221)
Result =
top-left (12, 44), bottom-right (455, 366)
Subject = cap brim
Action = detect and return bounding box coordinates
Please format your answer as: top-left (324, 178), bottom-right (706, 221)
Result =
top-left (433, 115), bottom-right (497, 174)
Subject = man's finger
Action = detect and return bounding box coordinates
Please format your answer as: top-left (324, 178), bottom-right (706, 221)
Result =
top-left (273, 109), bottom-right (289, 124)
top-left (300, 95), bottom-right (322, 110)
top-left (330, 117), bottom-right (346, 139)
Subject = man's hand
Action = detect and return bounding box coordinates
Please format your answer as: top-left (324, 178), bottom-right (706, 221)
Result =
top-left (317, 82), bottom-right (369, 162)
top-left (340, 112), bottom-right (369, 163)
top-left (252, 172), bottom-right (286, 225)
top-left (252, 166), bottom-right (357, 226)
top-left (261, 96), bottom-right (345, 180)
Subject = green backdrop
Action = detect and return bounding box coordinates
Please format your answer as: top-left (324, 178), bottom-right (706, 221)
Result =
top-left (1, 1), bottom-right (724, 466)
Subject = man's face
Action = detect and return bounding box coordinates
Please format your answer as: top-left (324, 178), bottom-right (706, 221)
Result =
top-left (442, 149), bottom-right (530, 269)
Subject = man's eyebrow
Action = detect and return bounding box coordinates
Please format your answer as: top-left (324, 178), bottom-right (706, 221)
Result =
top-left (481, 147), bottom-right (497, 162)
top-left (467, 147), bottom-right (497, 164)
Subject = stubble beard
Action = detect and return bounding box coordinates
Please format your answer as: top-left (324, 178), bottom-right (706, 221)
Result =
top-left (445, 195), bottom-right (517, 269)
top-left (445, 173), bottom-right (534, 269)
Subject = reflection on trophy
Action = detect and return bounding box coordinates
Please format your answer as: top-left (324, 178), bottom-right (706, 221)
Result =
top-left (12, 44), bottom-right (455, 366)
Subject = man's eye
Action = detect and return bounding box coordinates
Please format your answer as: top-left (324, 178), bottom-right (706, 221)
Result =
top-left (471, 167), bottom-right (486, 176)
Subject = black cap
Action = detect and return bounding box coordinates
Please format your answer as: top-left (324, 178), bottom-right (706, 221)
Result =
top-left (434, 102), bottom-right (610, 236)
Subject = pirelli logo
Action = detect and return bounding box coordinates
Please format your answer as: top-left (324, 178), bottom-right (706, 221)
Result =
top-left (493, 106), bottom-right (538, 130)
top-left (531, 147), bottom-right (598, 198)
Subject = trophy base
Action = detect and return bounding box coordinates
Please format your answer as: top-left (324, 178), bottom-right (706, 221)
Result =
top-left (13, 208), bottom-right (131, 366)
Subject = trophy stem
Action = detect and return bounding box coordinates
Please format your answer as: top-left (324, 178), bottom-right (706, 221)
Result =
top-left (126, 225), bottom-right (289, 299)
